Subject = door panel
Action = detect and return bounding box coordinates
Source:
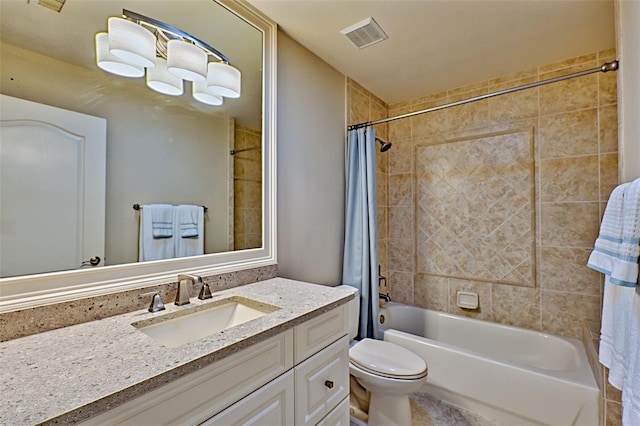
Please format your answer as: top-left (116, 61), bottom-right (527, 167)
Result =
top-left (0, 94), bottom-right (106, 277)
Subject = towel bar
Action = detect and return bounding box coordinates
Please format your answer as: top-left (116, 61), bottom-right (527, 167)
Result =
top-left (133, 203), bottom-right (208, 212)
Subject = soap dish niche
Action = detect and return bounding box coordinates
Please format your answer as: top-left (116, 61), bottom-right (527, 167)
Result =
top-left (456, 291), bottom-right (479, 310)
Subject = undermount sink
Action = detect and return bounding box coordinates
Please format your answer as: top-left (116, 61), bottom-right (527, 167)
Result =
top-left (132, 296), bottom-right (280, 348)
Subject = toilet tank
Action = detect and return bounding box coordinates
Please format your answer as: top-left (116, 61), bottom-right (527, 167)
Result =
top-left (335, 285), bottom-right (359, 341)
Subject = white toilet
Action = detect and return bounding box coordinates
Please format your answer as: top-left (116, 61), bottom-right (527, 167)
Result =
top-left (337, 285), bottom-right (428, 426)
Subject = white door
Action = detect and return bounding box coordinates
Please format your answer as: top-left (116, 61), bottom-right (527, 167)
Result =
top-left (0, 94), bottom-right (106, 277)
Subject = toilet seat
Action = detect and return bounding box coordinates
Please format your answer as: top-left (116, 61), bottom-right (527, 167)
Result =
top-left (349, 338), bottom-right (428, 380)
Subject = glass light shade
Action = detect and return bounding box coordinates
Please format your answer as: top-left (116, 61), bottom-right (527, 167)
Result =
top-left (206, 62), bottom-right (241, 98)
top-left (192, 81), bottom-right (223, 106)
top-left (95, 33), bottom-right (145, 78)
top-left (107, 17), bottom-right (156, 68)
top-left (167, 40), bottom-right (207, 82)
top-left (146, 58), bottom-right (184, 96)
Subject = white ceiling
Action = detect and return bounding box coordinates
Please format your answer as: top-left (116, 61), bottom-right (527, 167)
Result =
top-left (248, 0), bottom-right (616, 105)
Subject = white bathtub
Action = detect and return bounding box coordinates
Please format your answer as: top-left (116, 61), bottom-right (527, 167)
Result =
top-left (379, 302), bottom-right (599, 426)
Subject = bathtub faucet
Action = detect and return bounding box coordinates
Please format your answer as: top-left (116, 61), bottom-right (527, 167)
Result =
top-left (379, 292), bottom-right (391, 302)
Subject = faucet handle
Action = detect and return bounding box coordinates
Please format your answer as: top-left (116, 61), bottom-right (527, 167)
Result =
top-left (140, 291), bottom-right (166, 313)
top-left (198, 282), bottom-right (213, 300)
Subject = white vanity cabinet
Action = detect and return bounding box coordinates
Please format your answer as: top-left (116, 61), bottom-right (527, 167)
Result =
top-left (80, 303), bottom-right (349, 426)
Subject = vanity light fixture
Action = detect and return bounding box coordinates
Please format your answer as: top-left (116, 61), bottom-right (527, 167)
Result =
top-left (94, 9), bottom-right (241, 106)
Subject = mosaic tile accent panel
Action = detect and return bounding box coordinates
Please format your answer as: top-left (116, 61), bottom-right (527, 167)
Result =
top-left (416, 129), bottom-right (535, 286)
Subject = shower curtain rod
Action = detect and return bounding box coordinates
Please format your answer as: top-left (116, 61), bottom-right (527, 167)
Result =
top-left (347, 60), bottom-right (619, 131)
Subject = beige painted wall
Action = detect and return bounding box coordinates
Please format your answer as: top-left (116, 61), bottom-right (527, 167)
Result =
top-left (616, 0), bottom-right (640, 182)
top-left (276, 33), bottom-right (346, 285)
top-left (1, 42), bottom-right (231, 266)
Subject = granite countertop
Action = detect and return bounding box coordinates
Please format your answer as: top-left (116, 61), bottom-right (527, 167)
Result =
top-left (0, 278), bottom-right (354, 425)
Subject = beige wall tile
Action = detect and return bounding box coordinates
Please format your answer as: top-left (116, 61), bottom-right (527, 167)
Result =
top-left (414, 273), bottom-right (449, 311)
top-left (600, 153), bottom-right (619, 202)
top-left (539, 109), bottom-right (598, 159)
top-left (539, 73), bottom-right (598, 116)
top-left (389, 113), bottom-right (412, 141)
top-left (389, 206), bottom-right (414, 240)
top-left (598, 48), bottom-right (617, 61)
top-left (538, 53), bottom-right (597, 73)
top-left (389, 173), bottom-right (413, 206)
top-left (448, 278), bottom-right (492, 320)
top-left (378, 205), bottom-right (388, 241)
top-left (489, 68), bottom-right (537, 86)
top-left (539, 247), bottom-right (601, 295)
top-left (349, 85), bottom-right (370, 125)
top-left (411, 108), bottom-right (449, 137)
top-left (448, 98), bottom-right (490, 132)
top-left (389, 138), bottom-right (414, 174)
top-left (489, 83), bottom-right (538, 122)
top-left (599, 105), bottom-right (619, 154)
top-left (377, 171), bottom-right (388, 206)
top-left (540, 202), bottom-right (599, 248)
top-left (388, 238), bottom-right (414, 273)
top-left (541, 290), bottom-right (600, 338)
top-left (599, 69), bottom-right (618, 107)
top-left (389, 270), bottom-right (414, 304)
top-left (539, 155), bottom-right (599, 202)
top-left (378, 238), bottom-right (388, 276)
top-left (491, 284), bottom-right (541, 329)
top-left (376, 148), bottom-right (389, 174)
top-left (605, 400), bottom-right (623, 426)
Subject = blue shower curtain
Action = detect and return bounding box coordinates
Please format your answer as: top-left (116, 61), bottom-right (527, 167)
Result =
top-left (342, 127), bottom-right (379, 340)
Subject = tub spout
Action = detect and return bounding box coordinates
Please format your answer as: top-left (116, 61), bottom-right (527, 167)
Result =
top-left (379, 292), bottom-right (391, 302)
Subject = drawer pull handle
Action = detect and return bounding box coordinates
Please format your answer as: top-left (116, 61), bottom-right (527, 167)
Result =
top-left (325, 380), bottom-right (334, 389)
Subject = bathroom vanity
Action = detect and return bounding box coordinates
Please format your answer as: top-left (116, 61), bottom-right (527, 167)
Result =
top-left (0, 278), bottom-right (353, 425)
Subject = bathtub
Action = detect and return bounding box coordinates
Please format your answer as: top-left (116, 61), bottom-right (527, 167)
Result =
top-left (379, 302), bottom-right (599, 426)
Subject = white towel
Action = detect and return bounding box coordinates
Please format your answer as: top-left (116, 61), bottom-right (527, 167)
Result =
top-left (600, 276), bottom-right (636, 389)
top-left (587, 183), bottom-right (637, 286)
top-left (176, 205), bottom-right (204, 258)
top-left (139, 205), bottom-right (175, 261)
top-left (621, 179), bottom-right (640, 426)
top-left (150, 204), bottom-right (174, 239)
top-left (622, 289), bottom-right (640, 425)
top-left (178, 204), bottom-right (201, 238)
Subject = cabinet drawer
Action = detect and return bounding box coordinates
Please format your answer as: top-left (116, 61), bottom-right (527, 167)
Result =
top-left (294, 304), bottom-right (348, 364)
top-left (81, 330), bottom-right (293, 426)
top-left (317, 396), bottom-right (350, 426)
top-left (202, 370), bottom-right (294, 425)
top-left (295, 335), bottom-right (349, 426)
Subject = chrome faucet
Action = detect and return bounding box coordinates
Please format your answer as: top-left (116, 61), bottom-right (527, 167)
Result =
top-left (175, 274), bottom-right (202, 306)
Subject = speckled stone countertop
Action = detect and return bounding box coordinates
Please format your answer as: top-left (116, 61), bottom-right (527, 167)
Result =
top-left (0, 278), bottom-right (354, 425)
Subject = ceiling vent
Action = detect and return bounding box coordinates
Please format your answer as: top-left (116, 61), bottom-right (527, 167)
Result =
top-left (340, 17), bottom-right (388, 49)
top-left (37, 0), bottom-right (67, 13)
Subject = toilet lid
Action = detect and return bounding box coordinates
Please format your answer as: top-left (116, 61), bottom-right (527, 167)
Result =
top-left (349, 338), bottom-right (428, 380)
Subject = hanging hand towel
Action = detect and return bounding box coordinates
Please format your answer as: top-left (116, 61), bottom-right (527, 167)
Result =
top-left (150, 204), bottom-right (174, 238)
top-left (139, 204), bottom-right (175, 261)
top-left (179, 204), bottom-right (200, 238)
top-left (176, 205), bottom-right (204, 258)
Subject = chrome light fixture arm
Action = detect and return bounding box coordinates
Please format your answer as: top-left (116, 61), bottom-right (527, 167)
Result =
top-left (122, 9), bottom-right (231, 64)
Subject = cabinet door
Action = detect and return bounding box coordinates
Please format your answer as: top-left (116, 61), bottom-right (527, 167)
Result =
top-left (316, 396), bottom-right (350, 426)
top-left (295, 335), bottom-right (349, 426)
top-left (295, 304), bottom-right (347, 364)
top-left (202, 370), bottom-right (294, 426)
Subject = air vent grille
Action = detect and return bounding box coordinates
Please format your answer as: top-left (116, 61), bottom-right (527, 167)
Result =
top-left (340, 17), bottom-right (388, 49)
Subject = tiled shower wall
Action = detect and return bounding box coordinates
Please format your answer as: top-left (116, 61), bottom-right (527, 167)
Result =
top-left (347, 50), bottom-right (618, 340)
top-left (233, 124), bottom-right (262, 250)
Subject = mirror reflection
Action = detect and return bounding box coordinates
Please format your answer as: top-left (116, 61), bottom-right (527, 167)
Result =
top-left (0, 0), bottom-right (263, 278)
